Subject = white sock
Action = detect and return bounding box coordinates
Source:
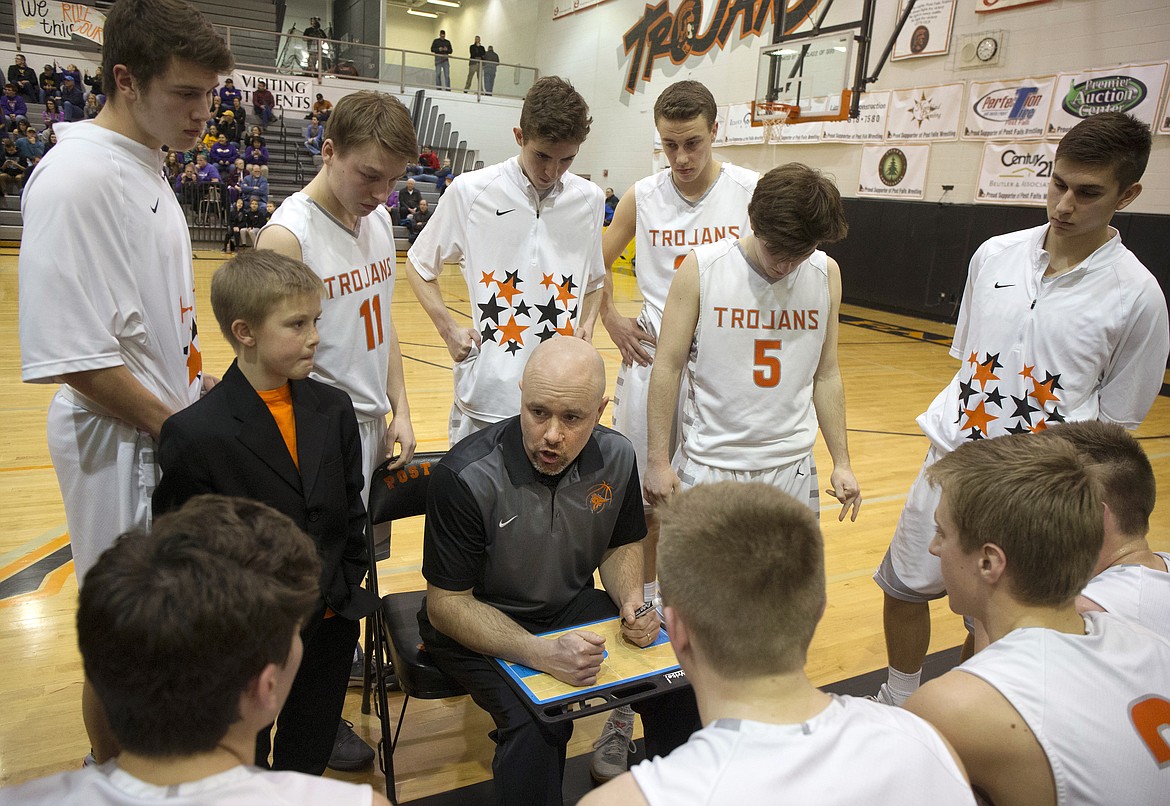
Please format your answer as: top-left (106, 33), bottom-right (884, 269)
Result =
top-left (885, 666), bottom-right (921, 705)
top-left (643, 581), bottom-right (658, 602)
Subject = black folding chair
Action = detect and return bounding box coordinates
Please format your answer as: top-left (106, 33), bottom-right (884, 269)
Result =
top-left (362, 452), bottom-right (466, 805)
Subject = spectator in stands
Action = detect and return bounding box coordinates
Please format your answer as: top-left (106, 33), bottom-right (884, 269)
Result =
top-left (303, 16), bottom-right (327, 73)
top-left (465, 35), bottom-right (485, 93)
top-left (2, 84), bottom-right (28, 131)
top-left (84, 94), bottom-right (102, 119)
top-left (240, 163), bottom-right (268, 206)
top-left (219, 77), bottom-right (241, 107)
top-left (482, 45), bottom-right (499, 96)
top-left (266, 200), bottom-right (276, 217)
top-left (201, 123), bottom-right (219, 149)
top-left (238, 196), bottom-right (268, 247)
top-left (218, 110), bottom-right (239, 143)
top-left (252, 79), bottom-right (276, 127)
top-left (42, 130), bottom-right (56, 154)
top-left (431, 29), bottom-right (453, 90)
top-left (435, 158), bottom-right (453, 182)
top-left (304, 116), bottom-right (324, 156)
top-left (438, 174), bottom-right (452, 198)
top-left (224, 197), bottom-right (244, 252)
top-left (14, 118), bottom-right (30, 140)
top-left (42, 99), bottom-right (63, 127)
top-left (0, 136), bottom-right (27, 195)
top-left (163, 150), bottom-right (183, 182)
top-left (58, 63), bottom-right (82, 87)
top-left (37, 64), bottom-right (56, 103)
top-left (243, 136), bottom-right (269, 178)
top-left (175, 162), bottom-right (200, 206)
top-left (398, 177), bottom-right (421, 225)
top-left (83, 65), bottom-right (104, 101)
top-left (36, 121), bottom-right (52, 145)
top-left (210, 133), bottom-right (238, 173)
top-left (246, 125), bottom-right (265, 147)
top-left (407, 197), bottom-right (431, 244)
top-left (184, 140), bottom-right (207, 166)
top-left (311, 93), bottom-right (332, 122)
top-left (7, 54), bottom-right (39, 104)
top-left (231, 97), bottom-right (247, 130)
top-left (194, 153), bottom-right (221, 186)
top-left (603, 188), bottom-right (618, 226)
top-left (385, 187), bottom-right (400, 226)
top-left (58, 76), bottom-right (86, 121)
top-left (17, 127), bottom-right (44, 166)
top-left (419, 148), bottom-right (439, 172)
top-left (207, 95), bottom-right (222, 125)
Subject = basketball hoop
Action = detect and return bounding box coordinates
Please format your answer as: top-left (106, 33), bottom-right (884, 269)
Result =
top-left (757, 102), bottom-right (798, 145)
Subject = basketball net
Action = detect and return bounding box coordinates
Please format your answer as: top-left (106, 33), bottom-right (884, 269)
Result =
top-left (760, 103), bottom-right (797, 145)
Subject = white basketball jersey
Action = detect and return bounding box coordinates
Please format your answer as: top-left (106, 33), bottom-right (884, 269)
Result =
top-left (265, 192), bottom-right (398, 422)
top-left (959, 612), bottom-right (1170, 805)
top-left (0, 762), bottom-right (373, 805)
top-left (630, 695), bottom-right (975, 805)
top-left (680, 240), bottom-right (829, 470)
top-left (634, 163), bottom-right (757, 337)
top-left (1081, 553), bottom-right (1170, 641)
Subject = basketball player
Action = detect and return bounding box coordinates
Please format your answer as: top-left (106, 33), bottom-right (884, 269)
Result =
top-left (1040, 422), bottom-right (1170, 640)
top-left (255, 89), bottom-right (418, 768)
top-left (584, 81), bottom-right (759, 781)
top-left (581, 482), bottom-right (974, 806)
top-left (874, 112), bottom-right (1169, 706)
top-left (643, 163), bottom-right (860, 518)
top-left (905, 434), bottom-right (1170, 806)
top-left (16, 0), bottom-right (232, 762)
top-left (405, 76), bottom-right (605, 445)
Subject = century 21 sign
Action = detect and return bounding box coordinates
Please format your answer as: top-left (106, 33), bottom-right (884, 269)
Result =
top-left (621, 0), bottom-right (821, 93)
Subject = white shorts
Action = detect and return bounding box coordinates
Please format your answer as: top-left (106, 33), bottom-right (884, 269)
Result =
top-left (675, 451), bottom-right (819, 519)
top-left (358, 417), bottom-right (391, 559)
top-left (874, 446), bottom-right (947, 602)
top-left (448, 404), bottom-right (495, 447)
top-left (612, 337), bottom-right (685, 507)
top-left (47, 391), bottom-right (159, 585)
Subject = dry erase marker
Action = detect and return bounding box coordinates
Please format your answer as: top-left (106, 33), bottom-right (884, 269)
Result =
top-left (633, 600), bottom-right (655, 620)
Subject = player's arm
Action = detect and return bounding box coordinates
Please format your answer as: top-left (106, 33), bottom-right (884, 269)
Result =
top-left (1097, 282), bottom-right (1170, 428)
top-left (644, 255), bottom-right (700, 506)
top-left (905, 672), bottom-right (1052, 806)
top-left (812, 257), bottom-right (861, 522)
top-left (382, 319), bottom-right (415, 469)
top-left (578, 773), bottom-right (649, 806)
top-left (61, 366), bottom-right (175, 441)
top-left (594, 191), bottom-right (655, 365)
top-left (254, 222), bottom-right (304, 262)
top-left (404, 257), bottom-right (481, 362)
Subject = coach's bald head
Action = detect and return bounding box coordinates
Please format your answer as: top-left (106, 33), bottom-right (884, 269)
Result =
top-left (519, 337), bottom-right (608, 475)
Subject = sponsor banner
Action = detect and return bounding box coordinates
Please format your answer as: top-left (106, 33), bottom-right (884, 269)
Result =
top-left (553, 0), bottom-right (610, 19)
top-left (776, 119), bottom-right (824, 144)
top-left (821, 92), bottom-right (890, 142)
top-left (16, 0), bottom-right (104, 45)
top-left (891, 0), bottom-right (955, 61)
top-left (886, 83), bottom-right (964, 141)
top-left (1046, 63), bottom-right (1168, 137)
top-left (858, 144), bottom-right (929, 199)
top-left (975, 141), bottom-right (1055, 206)
top-left (976, 0), bottom-right (1053, 13)
top-left (720, 103), bottom-right (765, 146)
top-left (962, 77), bottom-right (1055, 140)
top-left (230, 70), bottom-right (313, 115)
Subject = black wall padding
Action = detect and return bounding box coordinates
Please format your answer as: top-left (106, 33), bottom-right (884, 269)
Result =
top-left (825, 199), bottom-right (1170, 328)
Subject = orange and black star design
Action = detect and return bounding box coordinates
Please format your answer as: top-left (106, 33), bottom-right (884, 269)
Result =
top-left (476, 270), bottom-right (580, 355)
top-left (955, 352), bottom-right (1066, 440)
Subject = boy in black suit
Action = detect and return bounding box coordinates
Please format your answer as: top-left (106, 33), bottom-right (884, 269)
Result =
top-left (154, 249), bottom-right (377, 776)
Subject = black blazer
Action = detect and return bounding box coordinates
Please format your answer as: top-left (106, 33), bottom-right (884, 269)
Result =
top-left (153, 361), bottom-right (377, 620)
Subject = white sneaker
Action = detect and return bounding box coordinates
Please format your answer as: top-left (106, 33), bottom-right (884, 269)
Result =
top-left (868, 683), bottom-right (899, 706)
top-left (590, 706), bottom-right (636, 783)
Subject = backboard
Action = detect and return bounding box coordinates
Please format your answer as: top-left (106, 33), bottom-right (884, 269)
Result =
top-left (751, 31), bottom-right (856, 126)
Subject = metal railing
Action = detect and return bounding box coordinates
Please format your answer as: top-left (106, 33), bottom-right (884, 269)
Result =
top-left (218, 23), bottom-right (537, 101)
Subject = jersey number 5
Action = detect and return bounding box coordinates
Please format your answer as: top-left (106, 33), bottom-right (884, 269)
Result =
top-left (1131, 694), bottom-right (1170, 767)
top-left (359, 294), bottom-right (385, 351)
top-left (754, 339), bottom-right (782, 388)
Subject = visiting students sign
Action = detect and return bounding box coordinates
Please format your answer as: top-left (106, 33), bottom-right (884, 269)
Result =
top-left (230, 70), bottom-right (312, 115)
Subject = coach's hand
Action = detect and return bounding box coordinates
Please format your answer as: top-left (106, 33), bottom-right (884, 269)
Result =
top-left (602, 309), bottom-right (655, 367)
top-left (545, 630), bottom-right (606, 687)
top-left (826, 466), bottom-right (862, 522)
top-left (620, 601), bottom-right (660, 648)
top-left (643, 460), bottom-right (680, 507)
top-left (444, 326), bottom-right (481, 363)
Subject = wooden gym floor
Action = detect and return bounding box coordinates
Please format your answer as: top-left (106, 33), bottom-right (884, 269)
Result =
top-left (2, 248), bottom-right (1169, 800)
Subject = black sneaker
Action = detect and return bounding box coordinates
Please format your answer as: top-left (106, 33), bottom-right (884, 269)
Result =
top-left (327, 719), bottom-right (375, 771)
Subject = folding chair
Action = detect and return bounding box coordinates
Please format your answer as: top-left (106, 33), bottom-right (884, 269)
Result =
top-left (362, 452), bottom-right (466, 804)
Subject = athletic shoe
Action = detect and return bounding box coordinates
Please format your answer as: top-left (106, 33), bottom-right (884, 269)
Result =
top-left (868, 683), bottom-right (898, 706)
top-left (590, 706), bottom-right (636, 783)
top-left (81, 752), bottom-right (97, 768)
top-left (327, 719), bottom-right (375, 771)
